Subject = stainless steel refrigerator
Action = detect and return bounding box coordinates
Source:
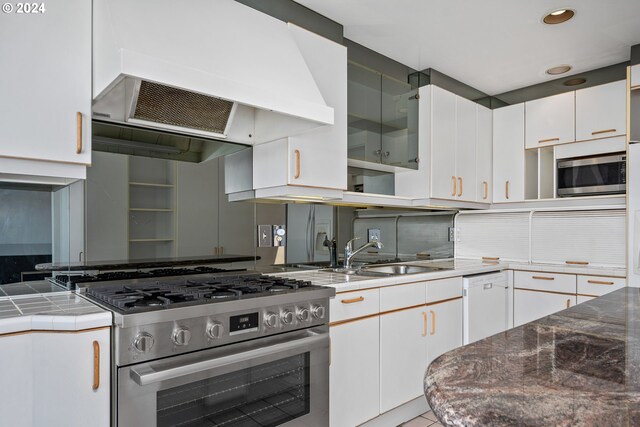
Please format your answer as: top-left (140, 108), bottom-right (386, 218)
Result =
top-left (286, 204), bottom-right (334, 264)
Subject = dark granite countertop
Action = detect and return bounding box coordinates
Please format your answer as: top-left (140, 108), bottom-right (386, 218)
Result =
top-left (425, 287), bottom-right (640, 426)
top-left (35, 254), bottom-right (258, 271)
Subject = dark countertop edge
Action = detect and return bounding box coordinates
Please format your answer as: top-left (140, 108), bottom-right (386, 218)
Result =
top-left (35, 255), bottom-right (259, 271)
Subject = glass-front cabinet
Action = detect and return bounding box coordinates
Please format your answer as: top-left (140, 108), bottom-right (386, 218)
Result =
top-left (347, 62), bottom-right (419, 170)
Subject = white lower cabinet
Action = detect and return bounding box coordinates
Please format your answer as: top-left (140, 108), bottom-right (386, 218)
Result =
top-left (0, 334), bottom-right (33, 427)
top-left (379, 306), bottom-right (427, 413)
top-left (426, 298), bottom-right (463, 367)
top-left (330, 316), bottom-right (380, 427)
top-left (514, 289), bottom-right (576, 327)
top-left (577, 295), bottom-right (596, 304)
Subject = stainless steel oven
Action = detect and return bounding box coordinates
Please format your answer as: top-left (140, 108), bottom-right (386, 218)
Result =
top-left (557, 153), bottom-right (626, 197)
top-left (117, 326), bottom-right (329, 427)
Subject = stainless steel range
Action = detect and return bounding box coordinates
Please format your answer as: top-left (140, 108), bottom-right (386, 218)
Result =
top-left (81, 271), bottom-right (334, 427)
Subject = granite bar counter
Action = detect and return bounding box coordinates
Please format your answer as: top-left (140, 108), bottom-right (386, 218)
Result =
top-left (425, 287), bottom-right (640, 426)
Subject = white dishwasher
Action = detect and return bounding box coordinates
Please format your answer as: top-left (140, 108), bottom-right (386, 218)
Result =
top-left (463, 271), bottom-right (509, 345)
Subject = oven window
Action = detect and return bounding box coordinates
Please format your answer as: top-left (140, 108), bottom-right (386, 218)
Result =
top-left (156, 353), bottom-right (310, 427)
top-left (557, 162), bottom-right (623, 189)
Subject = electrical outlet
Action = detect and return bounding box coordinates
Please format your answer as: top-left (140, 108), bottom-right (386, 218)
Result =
top-left (368, 228), bottom-right (381, 243)
top-left (258, 225), bottom-right (273, 247)
top-left (448, 227), bottom-right (455, 242)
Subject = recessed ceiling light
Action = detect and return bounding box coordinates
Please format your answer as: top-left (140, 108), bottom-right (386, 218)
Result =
top-left (563, 78), bottom-right (587, 86)
top-left (546, 65), bottom-right (572, 75)
top-left (543, 9), bottom-right (575, 24)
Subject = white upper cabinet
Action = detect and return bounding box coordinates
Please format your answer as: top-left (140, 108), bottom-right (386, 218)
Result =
top-left (0, 0), bottom-right (91, 178)
top-left (455, 96), bottom-right (477, 202)
top-left (493, 103), bottom-right (525, 203)
top-left (476, 105), bottom-right (493, 202)
top-left (575, 80), bottom-right (626, 141)
top-left (430, 86), bottom-right (458, 199)
top-left (632, 64), bottom-right (640, 88)
top-left (525, 91), bottom-right (575, 149)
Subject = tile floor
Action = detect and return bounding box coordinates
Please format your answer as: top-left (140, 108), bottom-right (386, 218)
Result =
top-left (400, 410), bottom-right (444, 427)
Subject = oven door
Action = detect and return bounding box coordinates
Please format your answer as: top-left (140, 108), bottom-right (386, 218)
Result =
top-left (117, 326), bottom-right (328, 427)
top-left (557, 154), bottom-right (626, 197)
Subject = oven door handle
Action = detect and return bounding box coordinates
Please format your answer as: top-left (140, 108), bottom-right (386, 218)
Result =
top-left (130, 330), bottom-right (327, 386)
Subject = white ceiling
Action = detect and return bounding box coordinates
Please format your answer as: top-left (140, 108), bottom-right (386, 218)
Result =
top-left (294, 0), bottom-right (640, 95)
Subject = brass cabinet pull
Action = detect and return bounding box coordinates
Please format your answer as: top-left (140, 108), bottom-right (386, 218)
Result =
top-left (482, 181), bottom-right (488, 199)
top-left (93, 340), bottom-right (100, 390)
top-left (482, 256), bottom-right (500, 261)
top-left (422, 312), bottom-right (427, 337)
top-left (592, 129), bottom-right (616, 136)
top-left (505, 181), bottom-right (510, 199)
top-left (532, 276), bottom-right (555, 281)
top-left (566, 261), bottom-right (589, 266)
top-left (214, 247), bottom-right (219, 256)
top-left (430, 310), bottom-right (436, 335)
top-left (76, 112), bottom-right (83, 154)
top-left (587, 280), bottom-right (614, 285)
top-left (458, 177), bottom-right (463, 197)
top-left (451, 176), bottom-right (457, 197)
top-left (341, 296), bottom-right (364, 304)
top-left (294, 150), bottom-right (301, 179)
top-left (219, 246), bottom-right (223, 255)
top-left (538, 137), bottom-right (560, 144)
top-left (566, 299), bottom-right (571, 308)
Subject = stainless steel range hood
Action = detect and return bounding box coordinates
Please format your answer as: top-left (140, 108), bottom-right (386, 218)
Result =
top-left (92, 0), bottom-right (335, 160)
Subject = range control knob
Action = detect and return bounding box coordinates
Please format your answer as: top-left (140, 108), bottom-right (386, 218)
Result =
top-left (311, 305), bottom-right (326, 319)
top-left (172, 327), bottom-right (192, 346)
top-left (132, 332), bottom-right (155, 353)
top-left (206, 322), bottom-right (224, 340)
top-left (296, 307), bottom-right (310, 322)
top-left (281, 310), bottom-right (294, 325)
top-left (264, 312), bottom-right (278, 328)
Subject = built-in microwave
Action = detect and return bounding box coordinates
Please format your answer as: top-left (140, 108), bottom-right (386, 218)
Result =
top-left (557, 153), bottom-right (626, 197)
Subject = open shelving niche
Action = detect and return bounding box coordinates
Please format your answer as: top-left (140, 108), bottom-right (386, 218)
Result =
top-left (128, 156), bottom-right (176, 259)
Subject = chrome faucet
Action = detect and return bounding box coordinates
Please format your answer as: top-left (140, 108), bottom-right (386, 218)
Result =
top-left (344, 237), bottom-right (383, 269)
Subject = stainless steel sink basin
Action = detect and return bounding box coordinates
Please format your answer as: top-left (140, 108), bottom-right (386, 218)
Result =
top-left (319, 267), bottom-right (360, 275)
top-left (356, 264), bottom-right (449, 277)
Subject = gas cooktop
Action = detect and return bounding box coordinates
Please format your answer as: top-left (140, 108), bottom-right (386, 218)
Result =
top-left (84, 274), bottom-right (314, 314)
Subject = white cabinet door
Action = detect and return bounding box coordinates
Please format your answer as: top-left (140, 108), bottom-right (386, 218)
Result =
top-left (380, 306), bottom-right (428, 413)
top-left (476, 105), bottom-right (493, 202)
top-left (0, 0), bottom-right (91, 166)
top-left (0, 334), bottom-right (32, 427)
top-left (514, 289), bottom-right (576, 327)
top-left (33, 328), bottom-right (110, 427)
top-left (426, 298), bottom-right (463, 367)
top-left (330, 317), bottom-right (379, 427)
top-left (525, 91), bottom-right (575, 148)
top-left (431, 86), bottom-right (457, 200)
top-left (577, 295), bottom-right (596, 304)
top-left (493, 103), bottom-right (525, 202)
top-left (455, 96), bottom-right (477, 201)
top-left (575, 80), bottom-right (626, 141)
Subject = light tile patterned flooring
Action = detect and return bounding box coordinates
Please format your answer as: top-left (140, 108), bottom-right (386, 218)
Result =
top-left (400, 410), bottom-right (444, 427)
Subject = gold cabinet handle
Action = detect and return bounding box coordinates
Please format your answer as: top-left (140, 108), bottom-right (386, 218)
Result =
top-left (294, 149), bottom-right (301, 179)
top-left (92, 340), bottom-right (100, 390)
top-left (532, 276), bottom-right (555, 281)
top-left (566, 299), bottom-right (571, 308)
top-left (341, 296), bottom-right (364, 304)
top-left (592, 129), bottom-right (616, 136)
top-left (451, 176), bottom-right (457, 197)
top-left (422, 312), bottom-right (427, 337)
top-left (505, 181), bottom-right (510, 199)
top-left (76, 112), bottom-right (83, 154)
top-left (219, 246), bottom-right (223, 255)
top-left (587, 280), bottom-right (614, 285)
top-left (482, 256), bottom-right (500, 261)
top-left (458, 177), bottom-right (463, 197)
top-left (430, 310), bottom-right (436, 335)
top-left (566, 261), bottom-right (589, 266)
top-left (538, 137), bottom-right (559, 144)
top-left (482, 181), bottom-right (488, 200)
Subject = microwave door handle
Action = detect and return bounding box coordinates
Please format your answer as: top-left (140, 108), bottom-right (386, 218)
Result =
top-left (130, 330), bottom-right (327, 386)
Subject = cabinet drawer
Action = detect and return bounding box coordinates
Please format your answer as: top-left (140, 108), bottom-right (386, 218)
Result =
top-left (514, 271), bottom-right (576, 294)
top-left (379, 282), bottom-right (425, 312)
top-left (577, 275), bottom-right (625, 297)
top-left (426, 277), bottom-right (463, 303)
top-left (330, 289), bottom-right (379, 323)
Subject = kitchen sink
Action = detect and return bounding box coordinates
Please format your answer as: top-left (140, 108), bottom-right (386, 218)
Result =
top-left (356, 264), bottom-right (450, 277)
top-left (319, 267), bottom-right (361, 275)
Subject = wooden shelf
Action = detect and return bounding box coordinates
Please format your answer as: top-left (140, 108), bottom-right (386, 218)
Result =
top-left (129, 208), bottom-right (174, 212)
top-left (129, 182), bottom-right (174, 188)
top-left (129, 238), bottom-right (174, 243)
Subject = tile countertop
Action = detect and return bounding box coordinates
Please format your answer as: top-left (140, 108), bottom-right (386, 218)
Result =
top-left (0, 281), bottom-right (111, 335)
top-left (424, 287), bottom-right (640, 426)
top-left (269, 259), bottom-right (626, 293)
